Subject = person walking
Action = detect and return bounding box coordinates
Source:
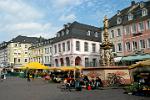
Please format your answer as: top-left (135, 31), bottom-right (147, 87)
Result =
top-left (27, 71), bottom-right (30, 82)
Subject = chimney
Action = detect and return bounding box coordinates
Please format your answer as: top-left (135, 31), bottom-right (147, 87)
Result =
top-left (131, 1), bottom-right (136, 6)
top-left (63, 24), bottom-right (67, 29)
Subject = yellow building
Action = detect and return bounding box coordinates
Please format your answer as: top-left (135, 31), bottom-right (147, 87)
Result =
top-left (0, 35), bottom-right (45, 67)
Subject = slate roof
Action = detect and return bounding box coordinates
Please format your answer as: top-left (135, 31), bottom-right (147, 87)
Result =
top-left (53, 21), bottom-right (102, 43)
top-left (109, 1), bottom-right (150, 28)
top-left (9, 35), bottom-right (46, 44)
top-left (0, 35), bottom-right (46, 50)
top-left (29, 38), bottom-right (54, 49)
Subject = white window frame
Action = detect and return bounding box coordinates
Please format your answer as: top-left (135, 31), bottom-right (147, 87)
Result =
top-left (139, 39), bottom-right (145, 49)
top-left (138, 22), bottom-right (144, 32)
top-left (76, 41), bottom-right (80, 51)
top-left (142, 8), bottom-right (148, 17)
top-left (110, 30), bottom-right (114, 38)
top-left (87, 30), bottom-right (91, 36)
top-left (131, 23), bottom-right (136, 33)
top-left (66, 29), bottom-right (69, 34)
top-left (84, 42), bottom-right (88, 52)
top-left (132, 41), bottom-right (138, 50)
top-left (117, 43), bottom-right (122, 52)
top-left (126, 42), bottom-right (131, 51)
top-left (125, 25), bottom-right (130, 35)
top-left (147, 38), bottom-right (150, 48)
top-left (128, 13), bottom-right (133, 21)
top-left (117, 28), bottom-right (121, 36)
top-left (95, 32), bottom-right (98, 37)
top-left (146, 20), bottom-right (150, 30)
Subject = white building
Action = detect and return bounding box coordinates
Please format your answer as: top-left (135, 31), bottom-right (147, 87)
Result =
top-left (52, 21), bottom-right (102, 67)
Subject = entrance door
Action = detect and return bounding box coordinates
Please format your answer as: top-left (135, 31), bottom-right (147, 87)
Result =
top-left (75, 56), bottom-right (81, 66)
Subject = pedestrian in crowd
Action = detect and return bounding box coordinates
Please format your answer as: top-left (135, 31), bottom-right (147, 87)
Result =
top-left (27, 71), bottom-right (30, 82)
top-left (31, 71), bottom-right (35, 80)
top-left (95, 77), bottom-right (103, 88)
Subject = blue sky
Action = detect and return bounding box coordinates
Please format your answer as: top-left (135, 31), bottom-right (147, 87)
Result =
top-left (0, 0), bottom-right (143, 42)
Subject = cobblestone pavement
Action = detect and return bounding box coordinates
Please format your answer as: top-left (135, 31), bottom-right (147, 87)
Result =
top-left (0, 77), bottom-right (149, 100)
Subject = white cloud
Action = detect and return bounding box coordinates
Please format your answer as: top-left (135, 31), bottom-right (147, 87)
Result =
top-left (52, 0), bottom-right (83, 9)
top-left (0, 0), bottom-right (60, 41)
top-left (0, 0), bottom-right (43, 21)
top-left (59, 14), bottom-right (76, 22)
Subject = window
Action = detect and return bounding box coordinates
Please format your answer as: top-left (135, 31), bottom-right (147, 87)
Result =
top-left (50, 47), bottom-right (52, 53)
top-left (14, 44), bottom-right (17, 47)
top-left (139, 40), bottom-right (145, 49)
top-left (128, 13), bottom-right (133, 21)
top-left (110, 30), bottom-right (114, 38)
top-left (117, 17), bottom-right (122, 24)
top-left (92, 58), bottom-right (97, 67)
top-left (76, 41), bottom-right (80, 51)
top-left (57, 33), bottom-right (60, 37)
top-left (62, 43), bottom-right (65, 52)
top-left (95, 32), bottom-right (98, 37)
top-left (147, 38), bottom-right (150, 48)
top-left (112, 45), bottom-right (115, 52)
top-left (85, 58), bottom-right (89, 67)
top-left (125, 26), bottom-right (130, 35)
top-left (54, 45), bottom-right (57, 53)
top-left (147, 20), bottom-right (150, 30)
top-left (67, 41), bottom-right (70, 51)
top-left (25, 59), bottom-right (27, 62)
top-left (142, 8), bottom-right (148, 16)
top-left (66, 29), bottom-right (69, 34)
top-left (25, 45), bottom-right (27, 48)
top-left (87, 30), bottom-right (91, 36)
top-left (92, 43), bottom-right (96, 52)
top-left (61, 31), bottom-right (64, 36)
top-left (138, 22), bottom-right (144, 32)
top-left (126, 42), bottom-right (131, 51)
top-left (132, 41), bottom-right (138, 50)
top-left (18, 44), bottom-right (21, 47)
top-left (14, 58), bottom-right (17, 63)
top-left (18, 59), bottom-right (20, 62)
top-left (117, 43), bottom-right (122, 51)
top-left (58, 44), bottom-right (61, 52)
top-left (117, 28), bottom-right (121, 36)
top-left (84, 42), bottom-right (88, 52)
top-left (131, 23), bottom-right (136, 33)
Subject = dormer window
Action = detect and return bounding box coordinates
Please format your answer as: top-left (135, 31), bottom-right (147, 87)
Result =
top-left (66, 29), bottom-right (69, 34)
top-left (128, 13), bottom-right (133, 21)
top-left (117, 17), bottom-right (122, 24)
top-left (142, 8), bottom-right (147, 16)
top-left (87, 30), bottom-right (91, 36)
top-left (140, 1), bottom-right (144, 8)
top-left (57, 33), bottom-right (60, 37)
top-left (95, 32), bottom-right (98, 37)
top-left (117, 10), bottom-right (121, 15)
top-left (61, 31), bottom-right (64, 36)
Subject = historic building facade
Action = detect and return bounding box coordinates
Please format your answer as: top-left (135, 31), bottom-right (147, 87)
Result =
top-left (29, 38), bottom-right (53, 66)
top-left (108, 1), bottom-right (150, 61)
top-left (0, 35), bottom-right (44, 67)
top-left (52, 21), bottom-right (102, 67)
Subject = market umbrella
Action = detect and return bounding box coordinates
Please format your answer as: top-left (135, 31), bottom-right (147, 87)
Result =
top-left (129, 59), bottom-right (150, 69)
top-left (20, 62), bottom-right (50, 70)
